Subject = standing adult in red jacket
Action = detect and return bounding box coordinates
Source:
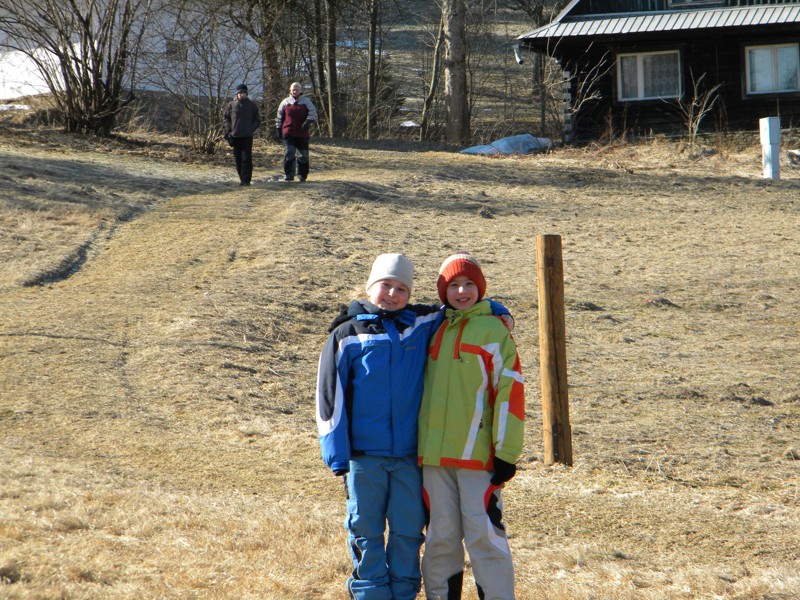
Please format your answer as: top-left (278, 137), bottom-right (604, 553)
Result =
top-left (276, 82), bottom-right (318, 182)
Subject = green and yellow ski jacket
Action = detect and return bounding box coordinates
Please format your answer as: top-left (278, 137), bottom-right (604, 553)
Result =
top-left (418, 299), bottom-right (525, 470)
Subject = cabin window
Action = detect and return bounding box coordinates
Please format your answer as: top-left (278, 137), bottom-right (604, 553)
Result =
top-left (745, 44), bottom-right (800, 94)
top-left (617, 50), bottom-right (681, 101)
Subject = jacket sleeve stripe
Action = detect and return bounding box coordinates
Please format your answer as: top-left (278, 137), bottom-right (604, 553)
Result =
top-left (495, 402), bottom-right (509, 454)
top-left (487, 340), bottom-right (525, 461)
top-left (315, 353), bottom-right (343, 435)
top-left (503, 367), bottom-right (523, 384)
top-left (505, 353), bottom-right (525, 421)
top-left (315, 332), bottom-right (362, 471)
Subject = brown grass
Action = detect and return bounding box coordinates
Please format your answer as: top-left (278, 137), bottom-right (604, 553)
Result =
top-left (1, 123), bottom-right (799, 599)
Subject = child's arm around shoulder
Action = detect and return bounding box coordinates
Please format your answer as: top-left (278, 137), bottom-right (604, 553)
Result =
top-left (487, 298), bottom-right (514, 332)
top-left (407, 299), bottom-right (513, 331)
top-left (405, 302), bottom-right (441, 316)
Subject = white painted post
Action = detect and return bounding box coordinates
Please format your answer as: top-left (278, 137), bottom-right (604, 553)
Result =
top-left (760, 116), bottom-right (781, 180)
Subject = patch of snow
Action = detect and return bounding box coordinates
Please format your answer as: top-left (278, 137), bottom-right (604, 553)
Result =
top-left (0, 49), bottom-right (58, 100)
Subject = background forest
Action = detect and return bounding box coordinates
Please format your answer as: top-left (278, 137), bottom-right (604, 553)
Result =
top-left (0, 1), bottom-right (569, 150)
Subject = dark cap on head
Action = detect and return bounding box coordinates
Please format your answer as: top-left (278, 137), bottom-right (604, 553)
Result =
top-left (236, 84), bottom-right (248, 94)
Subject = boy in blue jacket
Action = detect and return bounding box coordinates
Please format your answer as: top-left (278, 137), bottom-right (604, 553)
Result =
top-left (315, 253), bottom-right (510, 600)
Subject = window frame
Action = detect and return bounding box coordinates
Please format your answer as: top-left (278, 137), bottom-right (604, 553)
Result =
top-left (616, 49), bottom-right (683, 102)
top-left (744, 43), bottom-right (800, 96)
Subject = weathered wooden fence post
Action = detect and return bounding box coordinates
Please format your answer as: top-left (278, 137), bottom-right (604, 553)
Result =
top-left (536, 234), bottom-right (573, 466)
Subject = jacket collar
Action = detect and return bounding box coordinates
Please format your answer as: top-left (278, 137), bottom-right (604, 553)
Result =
top-left (445, 299), bottom-right (491, 323)
top-left (329, 299), bottom-right (414, 332)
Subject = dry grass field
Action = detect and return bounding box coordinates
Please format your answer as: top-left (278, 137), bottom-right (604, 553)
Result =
top-left (1, 122), bottom-right (799, 599)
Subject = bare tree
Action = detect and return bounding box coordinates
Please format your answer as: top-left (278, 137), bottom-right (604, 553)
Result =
top-left (675, 70), bottom-right (723, 147)
top-left (272, 0), bottom-right (328, 127)
top-left (324, 0), bottom-right (347, 136)
top-left (313, 0), bottom-right (328, 115)
top-left (420, 13), bottom-right (444, 141)
top-left (324, 0), bottom-right (336, 136)
top-left (276, 0), bottom-right (405, 139)
top-left (140, 0), bottom-right (259, 153)
top-left (365, 0), bottom-right (379, 139)
top-left (561, 51), bottom-right (611, 141)
top-left (228, 0), bottom-right (291, 114)
top-left (533, 41), bottom-right (611, 142)
top-left (442, 0), bottom-right (469, 145)
top-left (505, 0), bottom-right (568, 25)
top-left (0, 0), bottom-right (154, 136)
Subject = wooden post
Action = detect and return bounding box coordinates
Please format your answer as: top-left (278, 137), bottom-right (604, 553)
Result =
top-left (536, 235), bottom-right (573, 466)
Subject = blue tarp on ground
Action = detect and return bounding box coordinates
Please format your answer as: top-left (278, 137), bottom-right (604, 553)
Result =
top-left (461, 133), bottom-right (551, 156)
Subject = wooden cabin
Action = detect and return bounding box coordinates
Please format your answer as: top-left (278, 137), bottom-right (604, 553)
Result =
top-left (517, 0), bottom-right (800, 140)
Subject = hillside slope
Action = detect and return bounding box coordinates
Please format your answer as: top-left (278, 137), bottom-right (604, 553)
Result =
top-left (1, 128), bottom-right (799, 599)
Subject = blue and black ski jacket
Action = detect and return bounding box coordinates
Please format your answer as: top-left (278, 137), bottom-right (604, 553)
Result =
top-left (315, 300), bottom-right (442, 474)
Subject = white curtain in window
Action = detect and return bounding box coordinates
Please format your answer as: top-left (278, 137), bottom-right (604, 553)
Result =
top-left (643, 53), bottom-right (680, 98)
top-left (776, 45), bottom-right (799, 91)
top-left (619, 51), bottom-right (680, 100)
top-left (749, 47), bottom-right (774, 92)
top-left (749, 45), bottom-right (800, 93)
top-left (620, 55), bottom-right (638, 99)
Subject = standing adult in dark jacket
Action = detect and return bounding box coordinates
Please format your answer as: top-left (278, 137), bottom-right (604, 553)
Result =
top-left (276, 82), bottom-right (317, 182)
top-left (223, 84), bottom-right (261, 186)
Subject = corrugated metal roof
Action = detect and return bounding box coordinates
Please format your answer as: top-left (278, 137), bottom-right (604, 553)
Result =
top-left (518, 5), bottom-right (800, 41)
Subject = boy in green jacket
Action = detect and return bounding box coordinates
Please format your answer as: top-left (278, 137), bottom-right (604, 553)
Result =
top-left (418, 252), bottom-right (525, 600)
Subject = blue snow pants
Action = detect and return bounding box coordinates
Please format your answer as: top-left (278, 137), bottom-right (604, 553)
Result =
top-left (344, 455), bottom-right (425, 600)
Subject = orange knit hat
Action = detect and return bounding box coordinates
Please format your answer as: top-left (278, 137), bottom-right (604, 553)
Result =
top-left (437, 252), bottom-right (486, 304)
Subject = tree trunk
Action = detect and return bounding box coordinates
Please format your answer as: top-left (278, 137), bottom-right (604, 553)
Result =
top-left (227, 0), bottom-right (290, 123)
top-left (325, 0), bottom-right (340, 137)
top-left (262, 33), bottom-right (283, 119)
top-left (314, 0), bottom-right (328, 123)
top-left (365, 0), bottom-right (379, 139)
top-left (420, 14), bottom-right (444, 141)
top-left (443, 0), bottom-right (470, 145)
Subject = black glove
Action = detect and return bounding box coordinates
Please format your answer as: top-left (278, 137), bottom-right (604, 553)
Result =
top-left (333, 468), bottom-right (348, 477)
top-left (490, 457), bottom-right (516, 486)
top-left (301, 120), bottom-right (311, 131)
top-left (224, 133), bottom-right (234, 147)
top-left (274, 128), bottom-right (282, 141)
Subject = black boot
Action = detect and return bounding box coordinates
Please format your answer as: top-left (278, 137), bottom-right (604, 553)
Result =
top-left (447, 571), bottom-right (463, 600)
top-left (298, 161), bottom-right (309, 182)
top-left (283, 158), bottom-right (295, 181)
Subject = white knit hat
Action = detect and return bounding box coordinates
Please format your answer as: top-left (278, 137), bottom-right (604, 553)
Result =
top-left (366, 253), bottom-right (414, 292)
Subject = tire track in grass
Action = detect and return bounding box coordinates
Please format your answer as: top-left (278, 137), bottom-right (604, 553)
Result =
top-left (1, 186), bottom-right (311, 488)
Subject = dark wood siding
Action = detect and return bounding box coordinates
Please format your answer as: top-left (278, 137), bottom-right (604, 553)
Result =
top-left (554, 29), bottom-right (800, 139)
